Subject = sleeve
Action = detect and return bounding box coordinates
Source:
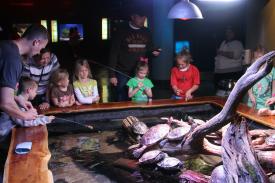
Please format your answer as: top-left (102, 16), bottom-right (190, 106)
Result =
top-left (146, 79), bottom-right (154, 88)
top-left (126, 79), bottom-right (134, 88)
top-left (74, 87), bottom-right (93, 104)
top-left (192, 66), bottom-right (200, 85)
top-left (12, 108), bottom-right (50, 127)
top-left (21, 63), bottom-right (31, 78)
top-left (91, 81), bottom-right (99, 98)
top-left (109, 29), bottom-right (123, 77)
top-left (0, 53), bottom-right (22, 89)
top-left (170, 67), bottom-right (178, 87)
top-left (51, 53), bottom-right (60, 72)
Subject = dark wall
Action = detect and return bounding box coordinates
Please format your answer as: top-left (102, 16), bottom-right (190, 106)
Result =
top-left (174, 0), bottom-right (248, 72)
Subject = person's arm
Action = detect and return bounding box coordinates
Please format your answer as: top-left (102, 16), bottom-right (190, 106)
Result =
top-left (186, 66), bottom-right (200, 100)
top-left (74, 88), bottom-right (93, 104)
top-left (185, 85), bottom-right (199, 100)
top-left (14, 113), bottom-right (53, 127)
top-left (170, 68), bottom-right (180, 94)
top-left (69, 94), bottom-right (76, 106)
top-left (248, 89), bottom-right (256, 107)
top-left (128, 82), bottom-right (143, 98)
top-left (91, 84), bottom-right (100, 103)
top-left (144, 88), bottom-right (153, 98)
top-left (0, 87), bottom-right (37, 120)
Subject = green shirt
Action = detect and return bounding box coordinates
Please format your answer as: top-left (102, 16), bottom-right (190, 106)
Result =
top-left (127, 77), bottom-right (154, 102)
top-left (248, 67), bottom-right (275, 109)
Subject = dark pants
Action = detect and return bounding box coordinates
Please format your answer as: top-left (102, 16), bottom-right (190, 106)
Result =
top-left (112, 73), bottom-right (130, 102)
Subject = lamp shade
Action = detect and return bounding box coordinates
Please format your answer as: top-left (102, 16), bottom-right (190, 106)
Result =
top-left (168, 0), bottom-right (203, 19)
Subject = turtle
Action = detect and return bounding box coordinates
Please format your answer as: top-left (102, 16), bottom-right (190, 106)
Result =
top-left (167, 126), bottom-right (191, 141)
top-left (157, 157), bottom-right (184, 170)
top-left (179, 170), bottom-right (209, 183)
top-left (122, 116), bottom-right (148, 141)
top-left (265, 134), bottom-right (275, 145)
top-left (132, 123), bottom-right (171, 158)
top-left (159, 126), bottom-right (191, 147)
top-left (138, 150), bottom-right (168, 165)
top-left (132, 121), bottom-right (149, 140)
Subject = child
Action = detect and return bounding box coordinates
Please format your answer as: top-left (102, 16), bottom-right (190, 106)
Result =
top-left (73, 59), bottom-right (100, 104)
top-left (127, 62), bottom-right (153, 102)
top-left (170, 49), bottom-right (200, 101)
top-left (247, 45), bottom-right (275, 110)
top-left (50, 69), bottom-right (76, 107)
top-left (13, 77), bottom-right (55, 127)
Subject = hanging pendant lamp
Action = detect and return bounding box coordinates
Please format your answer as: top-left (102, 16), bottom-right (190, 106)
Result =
top-left (168, 0), bottom-right (203, 20)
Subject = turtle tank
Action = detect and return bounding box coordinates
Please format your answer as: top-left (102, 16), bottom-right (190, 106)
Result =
top-left (47, 103), bottom-right (259, 183)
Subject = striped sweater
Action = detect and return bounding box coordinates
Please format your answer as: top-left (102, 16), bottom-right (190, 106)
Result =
top-left (22, 53), bottom-right (60, 95)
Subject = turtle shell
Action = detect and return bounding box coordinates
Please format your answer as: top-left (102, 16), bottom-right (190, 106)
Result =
top-left (265, 134), bottom-right (275, 145)
top-left (140, 124), bottom-right (170, 146)
top-left (166, 126), bottom-right (191, 141)
top-left (132, 121), bottom-right (148, 135)
top-left (157, 157), bottom-right (183, 170)
top-left (138, 150), bottom-right (167, 164)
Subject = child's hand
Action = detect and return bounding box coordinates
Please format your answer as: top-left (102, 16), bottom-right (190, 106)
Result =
top-left (174, 89), bottom-right (182, 96)
top-left (185, 90), bottom-right (193, 101)
top-left (258, 108), bottom-right (272, 116)
top-left (39, 102), bottom-right (50, 110)
top-left (266, 97), bottom-right (275, 106)
top-left (138, 82), bottom-right (144, 89)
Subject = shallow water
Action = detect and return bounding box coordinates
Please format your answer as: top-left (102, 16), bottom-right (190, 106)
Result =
top-left (48, 105), bottom-right (222, 183)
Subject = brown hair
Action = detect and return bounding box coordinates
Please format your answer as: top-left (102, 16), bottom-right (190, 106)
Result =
top-left (51, 69), bottom-right (69, 86)
top-left (18, 77), bottom-right (38, 94)
top-left (73, 59), bottom-right (93, 81)
top-left (175, 49), bottom-right (193, 64)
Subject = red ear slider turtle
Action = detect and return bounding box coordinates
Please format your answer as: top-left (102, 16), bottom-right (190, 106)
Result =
top-left (157, 157), bottom-right (183, 170)
top-left (132, 124), bottom-right (171, 158)
top-left (138, 150), bottom-right (168, 165)
top-left (166, 126), bottom-right (191, 141)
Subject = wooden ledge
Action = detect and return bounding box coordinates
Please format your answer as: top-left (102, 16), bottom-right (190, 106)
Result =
top-left (3, 126), bottom-right (53, 183)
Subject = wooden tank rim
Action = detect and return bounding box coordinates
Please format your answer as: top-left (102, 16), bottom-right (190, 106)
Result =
top-left (4, 96), bottom-right (275, 183)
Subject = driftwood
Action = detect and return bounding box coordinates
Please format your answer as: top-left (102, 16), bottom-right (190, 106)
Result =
top-left (179, 51), bottom-right (275, 153)
top-left (220, 117), bottom-right (269, 182)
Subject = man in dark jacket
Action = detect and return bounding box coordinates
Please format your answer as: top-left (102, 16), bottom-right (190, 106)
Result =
top-left (109, 11), bottom-right (160, 101)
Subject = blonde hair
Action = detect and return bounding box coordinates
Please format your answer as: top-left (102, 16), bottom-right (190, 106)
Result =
top-left (51, 69), bottom-right (69, 86)
top-left (175, 49), bottom-right (193, 64)
top-left (19, 77), bottom-right (38, 93)
top-left (74, 59), bottom-right (92, 81)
